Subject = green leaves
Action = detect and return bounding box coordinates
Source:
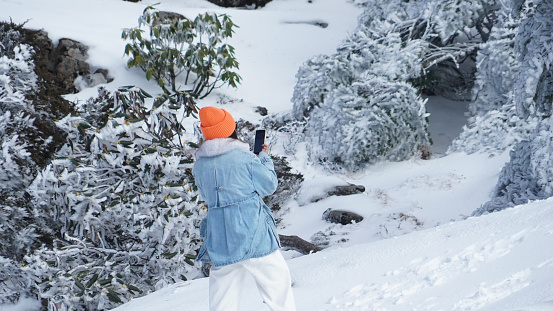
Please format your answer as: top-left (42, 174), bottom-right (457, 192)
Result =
top-left (106, 289), bottom-right (123, 303)
top-left (122, 8), bottom-right (241, 97)
top-left (86, 273), bottom-right (99, 288)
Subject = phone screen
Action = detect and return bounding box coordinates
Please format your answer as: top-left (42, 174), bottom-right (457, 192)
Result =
top-left (253, 129), bottom-right (266, 154)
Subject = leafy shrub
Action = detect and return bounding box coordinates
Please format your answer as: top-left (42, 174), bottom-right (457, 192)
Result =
top-left (0, 22), bottom-right (41, 303)
top-left (25, 87), bottom-right (205, 310)
top-left (122, 6), bottom-right (241, 97)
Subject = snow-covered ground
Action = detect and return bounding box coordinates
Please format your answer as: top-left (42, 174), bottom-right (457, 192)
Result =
top-left (3, 0), bottom-right (553, 310)
top-left (107, 197), bottom-right (553, 311)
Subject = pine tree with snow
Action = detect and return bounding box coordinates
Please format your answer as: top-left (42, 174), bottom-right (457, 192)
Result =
top-left (468, 2), bottom-right (519, 117)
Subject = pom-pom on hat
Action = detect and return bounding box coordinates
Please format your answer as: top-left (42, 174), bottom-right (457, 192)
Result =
top-left (199, 106), bottom-right (236, 140)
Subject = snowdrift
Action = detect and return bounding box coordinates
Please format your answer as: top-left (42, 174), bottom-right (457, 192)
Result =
top-left (113, 197), bottom-right (553, 311)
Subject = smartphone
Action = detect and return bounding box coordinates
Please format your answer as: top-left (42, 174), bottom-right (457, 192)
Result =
top-left (253, 129), bottom-right (266, 155)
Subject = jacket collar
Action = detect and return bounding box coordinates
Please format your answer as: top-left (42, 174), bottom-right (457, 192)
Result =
top-left (196, 138), bottom-right (250, 158)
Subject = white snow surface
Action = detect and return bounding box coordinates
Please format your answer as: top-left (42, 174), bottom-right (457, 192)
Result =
top-left (2, 0), bottom-right (553, 310)
top-left (110, 197), bottom-right (553, 311)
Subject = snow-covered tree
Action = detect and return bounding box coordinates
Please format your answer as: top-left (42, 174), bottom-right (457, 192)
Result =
top-left (291, 0), bottom-right (499, 171)
top-left (25, 87), bottom-right (205, 310)
top-left (291, 54), bottom-right (353, 121)
top-left (448, 101), bottom-right (537, 156)
top-left (447, 0), bottom-right (538, 155)
top-left (468, 1), bottom-right (520, 117)
top-left (513, 0), bottom-right (553, 119)
top-left (452, 0), bottom-right (553, 155)
top-left (472, 0), bottom-right (553, 214)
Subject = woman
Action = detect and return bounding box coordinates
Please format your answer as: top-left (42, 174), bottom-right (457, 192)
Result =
top-left (193, 106), bottom-right (296, 311)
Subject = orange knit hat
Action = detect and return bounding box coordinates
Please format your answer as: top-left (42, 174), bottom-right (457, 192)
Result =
top-left (199, 106), bottom-right (236, 140)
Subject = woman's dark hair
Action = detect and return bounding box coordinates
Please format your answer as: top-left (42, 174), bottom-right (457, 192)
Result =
top-left (228, 129), bottom-right (238, 139)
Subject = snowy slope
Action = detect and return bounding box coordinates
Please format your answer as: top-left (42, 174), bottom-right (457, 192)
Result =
top-left (3, 0), bottom-right (553, 310)
top-left (109, 197), bottom-right (553, 311)
top-left (1, 0), bottom-right (362, 120)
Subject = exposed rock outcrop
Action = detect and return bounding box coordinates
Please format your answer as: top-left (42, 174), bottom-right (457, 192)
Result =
top-left (207, 0), bottom-right (272, 8)
top-left (322, 208), bottom-right (364, 225)
top-left (49, 38), bottom-right (113, 92)
top-left (310, 183), bottom-right (366, 203)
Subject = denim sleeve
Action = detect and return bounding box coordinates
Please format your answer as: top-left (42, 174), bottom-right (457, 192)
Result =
top-left (252, 152), bottom-right (278, 197)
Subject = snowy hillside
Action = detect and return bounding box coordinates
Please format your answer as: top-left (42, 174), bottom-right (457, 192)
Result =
top-left (111, 197), bottom-right (553, 311)
top-left (2, 0), bottom-right (553, 310)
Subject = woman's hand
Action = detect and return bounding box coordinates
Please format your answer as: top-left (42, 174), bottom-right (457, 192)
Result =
top-left (260, 144), bottom-right (269, 155)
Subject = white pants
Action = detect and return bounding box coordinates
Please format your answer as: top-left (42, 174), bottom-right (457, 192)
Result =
top-left (209, 250), bottom-right (296, 311)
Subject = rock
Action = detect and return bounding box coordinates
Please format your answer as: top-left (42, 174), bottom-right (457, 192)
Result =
top-left (310, 183), bottom-right (365, 203)
top-left (54, 38), bottom-right (90, 92)
top-left (74, 69), bottom-right (114, 92)
top-left (327, 183), bottom-right (366, 196)
top-left (279, 234), bottom-right (322, 255)
top-left (310, 231), bottom-right (330, 247)
top-left (256, 106), bottom-right (268, 116)
top-left (53, 39), bottom-right (90, 92)
top-left (206, 0), bottom-right (272, 8)
top-left (322, 208), bottom-right (364, 225)
top-left (47, 38), bottom-right (112, 92)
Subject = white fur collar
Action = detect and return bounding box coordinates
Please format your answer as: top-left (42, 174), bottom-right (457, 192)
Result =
top-left (196, 138), bottom-right (250, 158)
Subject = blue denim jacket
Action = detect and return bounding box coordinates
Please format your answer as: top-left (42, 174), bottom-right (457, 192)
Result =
top-left (192, 138), bottom-right (280, 267)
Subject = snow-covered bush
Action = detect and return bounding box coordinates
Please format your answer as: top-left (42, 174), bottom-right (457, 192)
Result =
top-left (0, 22), bottom-right (43, 303)
top-left (448, 102), bottom-right (538, 155)
top-left (304, 77), bottom-right (429, 170)
top-left (291, 0), bottom-right (500, 170)
top-left (292, 23), bottom-right (431, 172)
top-left (0, 26), bottom-right (37, 190)
top-left (474, 117), bottom-right (553, 215)
top-left (122, 6), bottom-right (241, 97)
top-left (472, 0), bottom-right (553, 214)
top-left (513, 0), bottom-right (553, 119)
top-left (468, 4), bottom-right (520, 117)
top-left (291, 54), bottom-right (352, 121)
top-left (25, 87), bottom-right (205, 310)
top-left (0, 257), bottom-right (31, 304)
